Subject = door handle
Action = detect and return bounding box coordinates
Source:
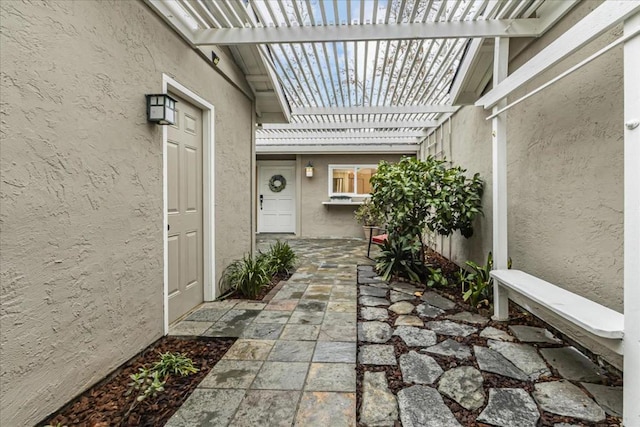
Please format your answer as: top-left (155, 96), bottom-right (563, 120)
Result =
top-left (259, 194), bottom-right (263, 210)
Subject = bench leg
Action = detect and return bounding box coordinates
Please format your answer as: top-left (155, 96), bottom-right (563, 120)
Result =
top-left (492, 282), bottom-right (509, 321)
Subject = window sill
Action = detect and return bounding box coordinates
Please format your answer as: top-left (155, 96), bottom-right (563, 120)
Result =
top-left (322, 201), bottom-right (364, 206)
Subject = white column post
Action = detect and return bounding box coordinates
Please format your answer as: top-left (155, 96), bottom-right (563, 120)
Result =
top-left (623, 12), bottom-right (640, 427)
top-left (492, 37), bottom-right (510, 320)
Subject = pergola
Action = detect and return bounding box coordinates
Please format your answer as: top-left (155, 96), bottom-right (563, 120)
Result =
top-left (146, 0), bottom-right (639, 423)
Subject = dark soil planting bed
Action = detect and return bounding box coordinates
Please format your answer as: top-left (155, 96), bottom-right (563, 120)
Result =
top-left (41, 336), bottom-right (235, 427)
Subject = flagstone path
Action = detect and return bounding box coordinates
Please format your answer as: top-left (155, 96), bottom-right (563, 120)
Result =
top-left (165, 237), bottom-right (623, 426)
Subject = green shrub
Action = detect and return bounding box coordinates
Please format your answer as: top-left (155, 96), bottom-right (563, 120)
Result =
top-left (376, 234), bottom-right (422, 282)
top-left (460, 252), bottom-right (511, 309)
top-left (263, 240), bottom-right (297, 275)
top-left (219, 253), bottom-right (271, 299)
top-left (425, 266), bottom-right (449, 288)
top-left (153, 352), bottom-right (199, 378)
top-left (354, 199), bottom-right (382, 226)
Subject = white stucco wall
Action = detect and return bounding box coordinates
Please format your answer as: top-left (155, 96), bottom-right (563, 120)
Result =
top-left (0, 1), bottom-right (253, 425)
top-left (424, 1), bottom-right (623, 366)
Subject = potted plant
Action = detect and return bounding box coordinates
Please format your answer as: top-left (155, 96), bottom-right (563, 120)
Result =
top-left (354, 199), bottom-right (382, 240)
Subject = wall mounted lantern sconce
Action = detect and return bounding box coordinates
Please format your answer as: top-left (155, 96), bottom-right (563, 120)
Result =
top-left (212, 51), bottom-right (220, 66)
top-left (305, 162), bottom-right (314, 178)
top-left (146, 94), bottom-right (177, 125)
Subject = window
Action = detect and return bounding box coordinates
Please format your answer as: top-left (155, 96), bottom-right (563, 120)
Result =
top-left (328, 165), bottom-right (378, 197)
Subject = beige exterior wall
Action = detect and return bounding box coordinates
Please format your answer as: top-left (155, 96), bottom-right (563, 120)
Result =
top-left (296, 154), bottom-right (410, 238)
top-left (0, 1), bottom-right (253, 426)
top-left (423, 1), bottom-right (623, 366)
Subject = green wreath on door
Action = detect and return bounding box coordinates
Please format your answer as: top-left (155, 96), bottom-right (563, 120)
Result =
top-left (268, 174), bottom-right (287, 192)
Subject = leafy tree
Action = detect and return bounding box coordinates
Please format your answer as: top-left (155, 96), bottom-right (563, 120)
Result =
top-left (370, 156), bottom-right (484, 257)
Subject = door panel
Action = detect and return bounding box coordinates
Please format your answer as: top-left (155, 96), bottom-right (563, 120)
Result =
top-left (167, 95), bottom-right (204, 324)
top-left (258, 164), bottom-right (296, 233)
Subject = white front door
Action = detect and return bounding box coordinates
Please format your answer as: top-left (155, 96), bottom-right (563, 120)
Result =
top-left (258, 162), bottom-right (296, 233)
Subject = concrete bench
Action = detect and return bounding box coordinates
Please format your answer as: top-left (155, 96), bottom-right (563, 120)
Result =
top-left (491, 269), bottom-right (624, 354)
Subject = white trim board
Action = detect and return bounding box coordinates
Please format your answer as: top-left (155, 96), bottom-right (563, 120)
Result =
top-left (162, 74), bottom-right (216, 335)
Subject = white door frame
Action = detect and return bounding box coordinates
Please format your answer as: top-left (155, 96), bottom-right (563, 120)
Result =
top-left (162, 74), bottom-right (215, 334)
top-left (256, 160), bottom-right (297, 234)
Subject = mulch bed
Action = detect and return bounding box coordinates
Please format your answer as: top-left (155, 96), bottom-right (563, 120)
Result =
top-left (41, 337), bottom-right (235, 427)
top-left (357, 250), bottom-right (623, 427)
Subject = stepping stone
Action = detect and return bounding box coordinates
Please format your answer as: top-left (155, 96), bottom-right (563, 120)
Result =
top-left (416, 303), bottom-right (445, 318)
top-left (420, 291), bottom-right (456, 310)
top-left (223, 339), bottom-right (275, 361)
top-left (359, 345), bottom-right (397, 365)
top-left (360, 276), bottom-right (388, 284)
top-left (186, 308), bottom-right (228, 322)
top-left (540, 347), bottom-right (605, 383)
top-left (533, 380), bottom-right (606, 422)
top-left (240, 323), bottom-right (284, 340)
top-left (581, 382), bottom-right (623, 417)
top-left (251, 361), bottom-right (309, 390)
top-left (423, 339), bottom-right (471, 359)
top-left (358, 321), bottom-right (393, 343)
top-left (390, 290), bottom-right (415, 302)
top-left (229, 390), bottom-right (299, 426)
top-left (399, 351), bottom-right (443, 384)
top-left (358, 265), bottom-right (375, 273)
top-left (359, 296), bottom-right (390, 307)
top-left (391, 282), bottom-right (423, 295)
top-left (313, 341), bottom-right (356, 363)
top-left (165, 389), bottom-right (244, 427)
top-left (361, 307), bottom-right (389, 321)
top-left (393, 326), bottom-right (437, 347)
top-left (305, 363), bottom-right (355, 392)
top-left (200, 360), bottom-right (262, 388)
top-left (288, 311), bottom-right (324, 325)
top-left (426, 320), bottom-right (477, 337)
top-left (509, 325), bottom-right (561, 343)
top-left (268, 340), bottom-right (315, 362)
top-left (478, 388), bottom-right (540, 427)
top-left (394, 315), bottom-right (424, 327)
top-left (446, 311), bottom-right (489, 325)
top-left (398, 385), bottom-right (461, 427)
top-left (480, 326), bottom-right (514, 341)
top-left (296, 300), bottom-right (327, 312)
top-left (474, 346), bottom-right (528, 381)
top-left (488, 340), bottom-right (551, 380)
top-left (361, 372), bottom-right (399, 426)
top-left (295, 391), bottom-right (355, 426)
top-left (360, 285), bottom-right (388, 297)
top-left (280, 324), bottom-right (321, 341)
top-left (438, 366), bottom-right (485, 410)
top-left (388, 301), bottom-right (415, 314)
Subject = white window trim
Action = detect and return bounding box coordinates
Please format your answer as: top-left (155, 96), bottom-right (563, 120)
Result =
top-left (328, 164), bottom-right (378, 197)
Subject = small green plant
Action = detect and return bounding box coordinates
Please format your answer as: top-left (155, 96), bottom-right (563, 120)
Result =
top-left (122, 367), bottom-right (166, 424)
top-left (460, 252), bottom-right (512, 309)
top-left (354, 199), bottom-right (382, 226)
top-left (219, 253), bottom-right (271, 299)
top-left (375, 234), bottom-right (422, 282)
top-left (262, 240), bottom-right (297, 276)
top-left (425, 266), bottom-right (449, 288)
top-left (153, 352), bottom-right (199, 378)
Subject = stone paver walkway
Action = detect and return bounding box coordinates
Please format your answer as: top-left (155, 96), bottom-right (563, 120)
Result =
top-left (166, 237), bottom-right (368, 427)
top-left (356, 265), bottom-right (623, 427)
top-left (165, 238), bottom-right (623, 426)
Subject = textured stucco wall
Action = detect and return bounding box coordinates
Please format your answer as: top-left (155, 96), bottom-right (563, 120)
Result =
top-left (425, 1), bottom-right (622, 364)
top-left (0, 1), bottom-right (252, 425)
top-left (297, 154), bottom-right (410, 238)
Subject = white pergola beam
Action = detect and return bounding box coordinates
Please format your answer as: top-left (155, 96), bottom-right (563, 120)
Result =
top-left (257, 137), bottom-right (420, 145)
top-left (193, 18), bottom-right (543, 45)
top-left (476, 1), bottom-right (640, 109)
top-left (623, 12), bottom-right (640, 427)
top-left (258, 130), bottom-right (428, 139)
top-left (492, 36), bottom-right (510, 321)
top-left (256, 144), bottom-right (419, 154)
top-left (261, 120), bottom-right (437, 130)
top-left (292, 105), bottom-right (458, 115)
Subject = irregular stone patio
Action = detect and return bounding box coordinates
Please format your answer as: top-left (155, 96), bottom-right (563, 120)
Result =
top-left (166, 237), bottom-right (623, 426)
